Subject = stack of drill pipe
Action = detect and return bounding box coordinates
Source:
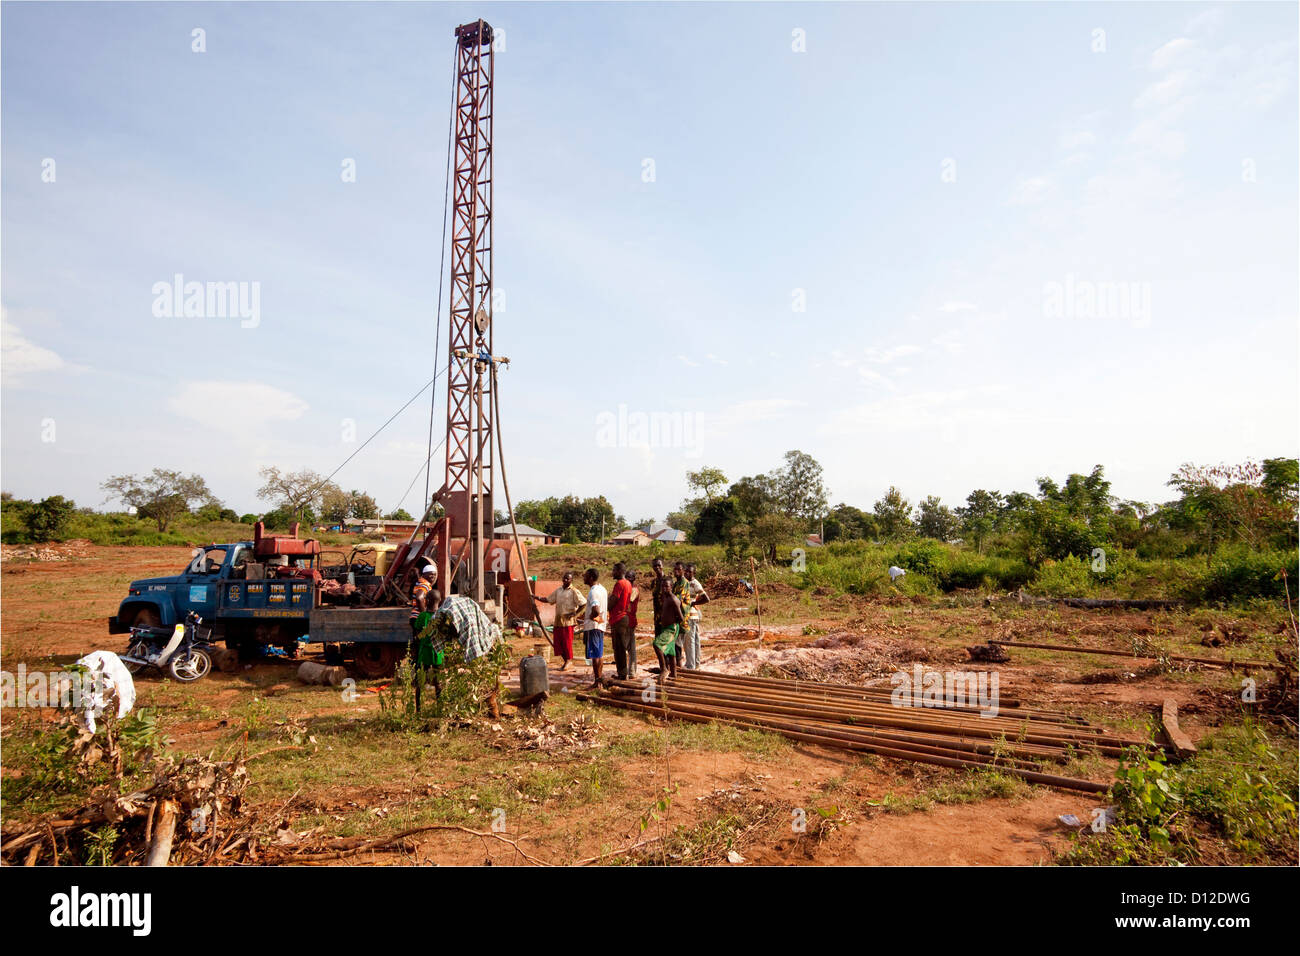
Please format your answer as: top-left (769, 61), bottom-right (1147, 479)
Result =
top-left (654, 672), bottom-right (1134, 748)
top-left (673, 669), bottom-right (1090, 724)
top-left (578, 669), bottom-right (1155, 795)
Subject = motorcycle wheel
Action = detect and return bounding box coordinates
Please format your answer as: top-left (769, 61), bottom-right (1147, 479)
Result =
top-left (124, 640), bottom-right (151, 675)
top-left (169, 647), bottom-right (212, 682)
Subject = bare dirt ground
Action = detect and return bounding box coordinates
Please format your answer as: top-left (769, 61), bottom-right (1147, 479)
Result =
top-left (2, 544), bottom-right (1293, 865)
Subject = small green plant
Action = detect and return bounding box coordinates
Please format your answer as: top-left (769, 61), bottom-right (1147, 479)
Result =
top-left (376, 630), bottom-right (509, 730)
top-left (83, 825), bottom-right (120, 866)
top-left (1064, 727), bottom-right (1298, 865)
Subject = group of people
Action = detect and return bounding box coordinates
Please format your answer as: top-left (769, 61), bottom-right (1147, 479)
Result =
top-left (533, 559), bottom-right (709, 685)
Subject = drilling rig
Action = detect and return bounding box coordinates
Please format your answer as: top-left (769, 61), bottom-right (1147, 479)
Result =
top-left (312, 18), bottom-right (533, 676)
top-left (109, 20), bottom-right (532, 680)
top-left (382, 18), bottom-right (526, 620)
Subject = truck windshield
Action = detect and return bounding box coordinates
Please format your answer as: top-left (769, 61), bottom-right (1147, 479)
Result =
top-left (190, 548), bottom-right (227, 574)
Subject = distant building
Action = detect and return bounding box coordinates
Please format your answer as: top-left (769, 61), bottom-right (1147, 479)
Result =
top-left (493, 523), bottom-right (559, 546)
top-left (805, 533), bottom-right (823, 547)
top-left (344, 517), bottom-right (436, 537)
top-left (650, 527), bottom-right (687, 544)
top-left (611, 529), bottom-right (652, 546)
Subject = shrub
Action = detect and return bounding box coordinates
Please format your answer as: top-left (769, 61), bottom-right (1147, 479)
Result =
top-left (1026, 555), bottom-right (1097, 597)
top-left (1197, 547), bottom-right (1297, 604)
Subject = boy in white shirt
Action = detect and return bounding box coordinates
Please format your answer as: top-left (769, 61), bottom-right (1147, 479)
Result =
top-left (582, 567), bottom-right (609, 687)
top-left (682, 563), bottom-right (709, 669)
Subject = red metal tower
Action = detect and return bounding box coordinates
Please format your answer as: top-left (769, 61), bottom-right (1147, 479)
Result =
top-left (437, 19), bottom-right (495, 602)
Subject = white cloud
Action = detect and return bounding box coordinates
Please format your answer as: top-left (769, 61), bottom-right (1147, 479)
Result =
top-left (383, 439), bottom-right (428, 457)
top-left (855, 366), bottom-right (895, 389)
top-left (1, 311), bottom-right (67, 387)
top-left (1149, 37), bottom-right (1194, 72)
top-left (864, 344), bottom-right (922, 364)
top-left (938, 301), bottom-right (978, 314)
top-left (676, 354), bottom-right (701, 367)
top-left (1184, 8), bottom-right (1224, 37)
top-left (1008, 175), bottom-right (1054, 205)
top-left (708, 397), bottom-right (805, 430)
top-left (1128, 118), bottom-right (1187, 160)
top-left (1237, 41), bottom-right (1295, 110)
top-left (168, 380), bottom-right (309, 434)
top-left (1133, 70), bottom-right (1194, 110)
top-left (1058, 128), bottom-right (1096, 151)
top-left (931, 331), bottom-right (964, 354)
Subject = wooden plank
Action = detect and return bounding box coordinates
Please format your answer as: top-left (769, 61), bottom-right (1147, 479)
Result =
top-left (1160, 698), bottom-right (1197, 759)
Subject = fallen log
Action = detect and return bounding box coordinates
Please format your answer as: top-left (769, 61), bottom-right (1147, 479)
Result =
top-left (1015, 591), bottom-right (1180, 610)
top-left (297, 661), bottom-right (348, 687)
top-left (146, 800), bottom-right (179, 867)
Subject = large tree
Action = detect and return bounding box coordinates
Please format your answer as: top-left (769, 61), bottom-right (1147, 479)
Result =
top-left (728, 474), bottom-right (779, 523)
top-left (512, 495), bottom-right (622, 542)
top-left (1166, 459), bottom-right (1297, 556)
top-left (258, 466), bottom-right (334, 523)
top-left (872, 486), bottom-right (914, 541)
top-left (321, 487), bottom-right (379, 524)
top-left (685, 466), bottom-right (729, 503)
top-left (1012, 466), bottom-right (1114, 563)
top-left (958, 489), bottom-right (1003, 553)
top-left (102, 469), bottom-right (216, 532)
top-left (822, 503), bottom-right (877, 542)
top-left (916, 495), bottom-right (960, 541)
top-left (773, 450), bottom-right (829, 525)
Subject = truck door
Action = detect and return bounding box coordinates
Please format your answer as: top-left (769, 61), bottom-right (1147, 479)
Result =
top-left (180, 546), bottom-right (227, 617)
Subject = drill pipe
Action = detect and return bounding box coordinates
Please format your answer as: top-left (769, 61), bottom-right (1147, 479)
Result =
top-left (676, 668), bottom-right (1025, 709)
top-left (675, 669), bottom-right (1091, 725)
top-left (580, 693), bottom-right (1110, 794)
top-left (605, 682), bottom-right (1141, 756)
top-left (612, 678), bottom-right (1133, 744)
top-left (666, 671), bottom-right (1077, 725)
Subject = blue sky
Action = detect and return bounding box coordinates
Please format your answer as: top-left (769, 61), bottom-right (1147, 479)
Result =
top-left (2, 1), bottom-right (1296, 523)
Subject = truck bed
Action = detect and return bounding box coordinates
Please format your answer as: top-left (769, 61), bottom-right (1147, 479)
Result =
top-left (308, 606), bottom-right (410, 645)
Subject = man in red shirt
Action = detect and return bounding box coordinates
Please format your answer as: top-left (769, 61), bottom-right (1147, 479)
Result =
top-left (607, 562), bottom-right (635, 679)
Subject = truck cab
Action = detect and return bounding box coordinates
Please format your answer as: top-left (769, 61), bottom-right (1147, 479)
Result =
top-left (110, 540), bottom-right (315, 628)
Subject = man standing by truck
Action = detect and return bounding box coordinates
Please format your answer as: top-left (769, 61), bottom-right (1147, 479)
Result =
top-left (409, 564), bottom-right (442, 700)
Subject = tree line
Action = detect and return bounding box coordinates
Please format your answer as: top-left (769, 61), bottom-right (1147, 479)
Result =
top-left (1, 465), bottom-right (409, 542)
top-left (5, 454), bottom-right (1295, 565)
top-left (660, 451), bottom-right (1298, 566)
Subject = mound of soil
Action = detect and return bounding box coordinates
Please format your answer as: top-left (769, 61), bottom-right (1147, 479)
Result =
top-left (2, 539), bottom-right (92, 563)
top-left (705, 633), bottom-right (930, 684)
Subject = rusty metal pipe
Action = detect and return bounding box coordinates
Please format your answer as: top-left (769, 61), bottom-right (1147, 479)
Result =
top-left (580, 694), bottom-right (1110, 794)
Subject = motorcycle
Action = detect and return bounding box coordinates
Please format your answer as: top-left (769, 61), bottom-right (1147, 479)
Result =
top-left (122, 611), bottom-right (216, 682)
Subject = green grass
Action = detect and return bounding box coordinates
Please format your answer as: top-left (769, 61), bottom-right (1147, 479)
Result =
top-left (603, 719), bottom-right (791, 759)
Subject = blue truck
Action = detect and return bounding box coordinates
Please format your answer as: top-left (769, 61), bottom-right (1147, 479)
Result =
top-left (108, 531), bottom-right (415, 677)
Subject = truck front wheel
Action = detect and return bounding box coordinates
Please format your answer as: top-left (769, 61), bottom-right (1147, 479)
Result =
top-left (132, 607), bottom-right (161, 628)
